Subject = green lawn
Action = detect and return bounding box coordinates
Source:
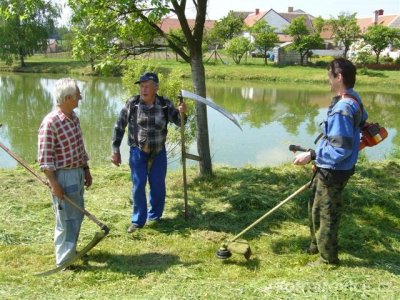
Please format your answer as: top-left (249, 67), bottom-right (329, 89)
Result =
top-left (1, 158), bottom-right (399, 299)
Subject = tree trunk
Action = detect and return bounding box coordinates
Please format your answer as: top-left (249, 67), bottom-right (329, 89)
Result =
top-left (20, 55), bottom-right (26, 67)
top-left (190, 53), bottom-right (212, 176)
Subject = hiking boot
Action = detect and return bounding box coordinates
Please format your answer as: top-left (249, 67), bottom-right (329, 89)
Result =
top-left (127, 223), bottom-right (138, 233)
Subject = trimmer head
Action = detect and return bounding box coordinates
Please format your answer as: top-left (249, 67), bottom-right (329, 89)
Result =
top-left (216, 241), bottom-right (252, 260)
top-left (216, 244), bottom-right (232, 259)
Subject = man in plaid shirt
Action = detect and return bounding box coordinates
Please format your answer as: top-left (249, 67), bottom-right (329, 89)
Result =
top-left (111, 72), bottom-right (186, 233)
top-left (38, 78), bottom-right (92, 268)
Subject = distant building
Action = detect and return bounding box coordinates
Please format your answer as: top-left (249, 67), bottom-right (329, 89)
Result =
top-left (159, 17), bottom-right (215, 33)
top-left (244, 7), bottom-right (316, 43)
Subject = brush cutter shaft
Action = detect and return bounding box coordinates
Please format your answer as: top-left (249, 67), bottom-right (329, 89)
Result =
top-left (230, 181), bottom-right (310, 242)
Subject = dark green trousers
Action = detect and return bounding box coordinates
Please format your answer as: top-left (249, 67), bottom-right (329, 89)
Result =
top-left (308, 174), bottom-right (349, 264)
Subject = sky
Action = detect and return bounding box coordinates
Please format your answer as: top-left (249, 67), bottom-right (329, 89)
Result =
top-left (56, 0), bottom-right (400, 26)
top-left (200, 0), bottom-right (400, 20)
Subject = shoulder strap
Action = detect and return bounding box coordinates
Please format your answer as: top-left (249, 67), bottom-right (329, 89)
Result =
top-left (341, 93), bottom-right (364, 128)
top-left (157, 95), bottom-right (169, 127)
top-left (126, 95), bottom-right (140, 145)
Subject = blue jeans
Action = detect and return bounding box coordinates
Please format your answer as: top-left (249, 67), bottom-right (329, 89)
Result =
top-left (129, 147), bottom-right (167, 227)
top-left (52, 168), bottom-right (85, 266)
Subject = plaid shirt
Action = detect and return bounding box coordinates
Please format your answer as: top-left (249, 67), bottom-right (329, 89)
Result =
top-left (38, 108), bottom-right (89, 171)
top-left (112, 95), bottom-right (182, 154)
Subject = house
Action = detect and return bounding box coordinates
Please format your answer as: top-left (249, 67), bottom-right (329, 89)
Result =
top-left (357, 10), bottom-right (400, 33)
top-left (243, 7), bottom-right (320, 64)
top-left (244, 7), bottom-right (316, 43)
top-left (356, 10), bottom-right (400, 60)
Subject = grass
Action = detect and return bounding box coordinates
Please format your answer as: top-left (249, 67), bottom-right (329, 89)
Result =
top-left (1, 52), bottom-right (400, 92)
top-left (1, 158), bottom-right (400, 299)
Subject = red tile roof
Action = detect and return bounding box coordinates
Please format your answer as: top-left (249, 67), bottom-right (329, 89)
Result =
top-left (357, 15), bottom-right (400, 33)
top-left (159, 18), bottom-right (215, 33)
top-left (244, 11), bottom-right (267, 27)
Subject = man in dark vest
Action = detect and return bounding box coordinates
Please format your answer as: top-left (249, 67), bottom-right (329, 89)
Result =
top-left (111, 72), bottom-right (186, 233)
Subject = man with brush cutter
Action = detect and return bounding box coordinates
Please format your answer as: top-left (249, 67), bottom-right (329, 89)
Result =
top-left (38, 78), bottom-right (92, 269)
top-left (293, 58), bottom-right (368, 266)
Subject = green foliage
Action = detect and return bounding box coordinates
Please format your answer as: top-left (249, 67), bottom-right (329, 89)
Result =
top-left (224, 36), bottom-right (251, 64)
top-left (283, 16), bottom-right (324, 65)
top-left (69, 0), bottom-right (160, 71)
top-left (250, 20), bottom-right (279, 65)
top-left (328, 13), bottom-right (361, 57)
top-left (207, 10), bottom-right (245, 46)
top-left (0, 0), bottom-right (60, 66)
top-left (363, 25), bottom-right (400, 64)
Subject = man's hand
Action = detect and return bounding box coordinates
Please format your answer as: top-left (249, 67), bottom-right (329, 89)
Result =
top-left (84, 169), bottom-right (92, 187)
top-left (44, 169), bottom-right (64, 198)
top-left (111, 151), bottom-right (121, 166)
top-left (178, 102), bottom-right (186, 114)
top-left (293, 151), bottom-right (312, 165)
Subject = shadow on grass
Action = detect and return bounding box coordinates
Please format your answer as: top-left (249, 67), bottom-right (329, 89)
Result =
top-left (163, 161), bottom-right (400, 275)
top-left (84, 251), bottom-right (192, 277)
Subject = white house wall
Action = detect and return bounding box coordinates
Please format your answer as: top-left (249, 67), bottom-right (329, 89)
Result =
top-left (264, 10), bottom-right (290, 33)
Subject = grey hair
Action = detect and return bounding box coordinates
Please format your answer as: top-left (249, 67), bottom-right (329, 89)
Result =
top-left (54, 78), bottom-right (78, 105)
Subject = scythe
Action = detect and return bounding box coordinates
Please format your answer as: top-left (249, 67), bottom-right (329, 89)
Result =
top-left (178, 90), bottom-right (242, 218)
top-left (0, 124), bottom-right (110, 276)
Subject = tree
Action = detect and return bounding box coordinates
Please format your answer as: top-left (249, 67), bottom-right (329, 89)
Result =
top-left (224, 36), bottom-right (251, 64)
top-left (207, 10), bottom-right (244, 46)
top-left (0, 0), bottom-right (60, 66)
top-left (250, 20), bottom-right (278, 65)
top-left (348, 39), bottom-right (373, 67)
top-left (328, 13), bottom-right (361, 58)
top-left (69, 0), bottom-right (213, 176)
top-left (363, 24), bottom-right (400, 63)
top-left (283, 16), bottom-right (324, 65)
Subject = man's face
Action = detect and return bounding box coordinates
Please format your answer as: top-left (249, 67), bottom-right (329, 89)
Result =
top-left (65, 87), bottom-right (82, 110)
top-left (328, 68), bottom-right (341, 93)
top-left (139, 80), bottom-right (158, 104)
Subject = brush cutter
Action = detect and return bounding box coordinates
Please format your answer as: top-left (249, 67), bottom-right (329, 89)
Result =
top-left (0, 124), bottom-right (110, 275)
top-left (216, 181), bottom-right (310, 260)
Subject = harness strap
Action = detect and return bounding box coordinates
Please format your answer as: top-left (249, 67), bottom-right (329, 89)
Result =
top-left (314, 93), bottom-right (364, 145)
top-left (126, 95), bottom-right (169, 147)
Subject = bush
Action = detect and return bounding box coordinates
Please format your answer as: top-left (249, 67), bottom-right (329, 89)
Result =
top-left (381, 55), bottom-right (394, 63)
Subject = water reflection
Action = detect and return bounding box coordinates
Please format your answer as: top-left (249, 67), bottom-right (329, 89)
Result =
top-left (0, 73), bottom-right (398, 170)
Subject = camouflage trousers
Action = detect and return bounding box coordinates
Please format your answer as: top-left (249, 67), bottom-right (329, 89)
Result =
top-left (308, 172), bottom-right (349, 264)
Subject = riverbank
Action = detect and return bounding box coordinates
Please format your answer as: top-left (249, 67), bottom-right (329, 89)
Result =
top-left (1, 53), bottom-right (400, 92)
top-left (1, 159), bottom-right (399, 298)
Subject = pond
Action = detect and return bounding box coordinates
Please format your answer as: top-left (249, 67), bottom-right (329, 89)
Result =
top-left (0, 73), bottom-right (398, 170)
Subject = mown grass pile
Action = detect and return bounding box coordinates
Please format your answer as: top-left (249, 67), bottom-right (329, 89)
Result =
top-left (1, 158), bottom-right (399, 299)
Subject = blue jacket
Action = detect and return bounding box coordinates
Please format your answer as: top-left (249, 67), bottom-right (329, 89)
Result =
top-left (315, 89), bottom-right (368, 170)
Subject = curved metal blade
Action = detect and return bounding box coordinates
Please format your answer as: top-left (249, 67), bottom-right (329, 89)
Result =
top-left (181, 90), bottom-right (242, 131)
top-left (34, 231), bottom-right (108, 276)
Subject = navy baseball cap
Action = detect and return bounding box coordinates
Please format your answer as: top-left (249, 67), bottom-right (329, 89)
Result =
top-left (134, 72), bottom-right (159, 84)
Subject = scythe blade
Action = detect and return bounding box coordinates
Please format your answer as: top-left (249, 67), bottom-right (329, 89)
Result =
top-left (180, 90), bottom-right (242, 131)
top-left (34, 231), bottom-right (107, 276)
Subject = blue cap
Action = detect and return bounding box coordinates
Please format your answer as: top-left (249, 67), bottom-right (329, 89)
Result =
top-left (134, 72), bottom-right (159, 84)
